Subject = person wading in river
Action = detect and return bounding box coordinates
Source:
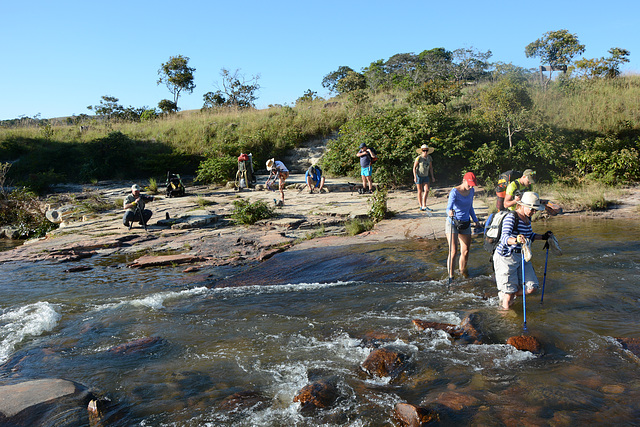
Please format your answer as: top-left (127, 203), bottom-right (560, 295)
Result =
top-left (493, 191), bottom-right (553, 310)
top-left (446, 172), bottom-right (481, 280)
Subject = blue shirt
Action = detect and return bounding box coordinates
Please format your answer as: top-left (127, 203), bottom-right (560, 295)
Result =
top-left (446, 187), bottom-right (478, 223)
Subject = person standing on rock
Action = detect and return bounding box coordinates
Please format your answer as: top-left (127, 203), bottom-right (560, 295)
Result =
top-left (446, 172), bottom-right (481, 280)
top-left (357, 143), bottom-right (375, 194)
top-left (412, 143), bottom-right (436, 211)
top-left (123, 184), bottom-right (154, 228)
top-left (305, 164), bottom-right (325, 194)
top-left (494, 192), bottom-right (553, 310)
top-left (266, 158), bottom-right (289, 206)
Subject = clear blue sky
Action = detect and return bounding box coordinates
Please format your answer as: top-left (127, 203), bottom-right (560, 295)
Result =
top-left (2, 0), bottom-right (638, 121)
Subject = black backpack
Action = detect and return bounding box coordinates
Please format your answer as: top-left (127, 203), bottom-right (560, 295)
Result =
top-left (495, 170), bottom-right (522, 195)
top-left (368, 147), bottom-right (378, 163)
top-left (483, 210), bottom-right (519, 254)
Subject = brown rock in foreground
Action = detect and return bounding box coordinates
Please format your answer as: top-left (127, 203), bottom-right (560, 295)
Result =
top-left (616, 337), bottom-right (640, 357)
top-left (361, 347), bottom-right (408, 379)
top-left (394, 402), bottom-right (439, 426)
top-left (293, 379), bottom-right (338, 411)
top-left (506, 335), bottom-right (543, 354)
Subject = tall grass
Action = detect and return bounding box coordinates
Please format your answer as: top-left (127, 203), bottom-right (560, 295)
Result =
top-left (531, 74), bottom-right (640, 133)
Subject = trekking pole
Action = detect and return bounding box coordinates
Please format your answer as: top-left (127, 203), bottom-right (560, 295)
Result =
top-left (448, 219), bottom-right (454, 285)
top-left (137, 202), bottom-right (147, 231)
top-left (522, 250), bottom-right (527, 331)
top-left (540, 241), bottom-right (550, 304)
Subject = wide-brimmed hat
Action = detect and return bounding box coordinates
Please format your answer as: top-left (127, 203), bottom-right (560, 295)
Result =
top-left (517, 191), bottom-right (545, 211)
top-left (522, 169), bottom-right (536, 184)
top-left (131, 184), bottom-right (140, 192)
top-left (266, 158), bottom-right (275, 169)
top-left (463, 171), bottom-right (477, 187)
top-left (416, 144), bottom-right (435, 154)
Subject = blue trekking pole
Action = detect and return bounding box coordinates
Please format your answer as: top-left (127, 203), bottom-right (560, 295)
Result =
top-left (522, 250), bottom-right (527, 331)
top-left (540, 241), bottom-right (550, 304)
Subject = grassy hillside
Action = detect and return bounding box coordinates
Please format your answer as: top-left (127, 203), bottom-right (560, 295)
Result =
top-left (2, 75), bottom-right (640, 192)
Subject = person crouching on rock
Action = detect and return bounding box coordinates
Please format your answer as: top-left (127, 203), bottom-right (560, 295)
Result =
top-left (266, 158), bottom-right (289, 206)
top-left (123, 184), bottom-right (154, 228)
top-left (494, 191), bottom-right (553, 310)
top-left (305, 165), bottom-right (325, 194)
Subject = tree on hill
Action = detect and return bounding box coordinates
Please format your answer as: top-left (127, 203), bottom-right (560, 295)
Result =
top-left (525, 29), bottom-right (585, 85)
top-left (573, 47), bottom-right (631, 79)
top-left (322, 66), bottom-right (356, 94)
top-left (157, 55), bottom-right (196, 109)
top-left (202, 68), bottom-right (260, 109)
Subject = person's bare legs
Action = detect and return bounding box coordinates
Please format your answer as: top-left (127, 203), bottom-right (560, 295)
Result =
top-left (416, 183), bottom-right (425, 208)
top-left (423, 183), bottom-right (430, 208)
top-left (279, 176), bottom-right (286, 204)
top-left (365, 176), bottom-right (373, 192)
top-left (306, 175), bottom-right (314, 193)
top-left (458, 233), bottom-right (472, 276)
top-left (446, 230), bottom-right (458, 278)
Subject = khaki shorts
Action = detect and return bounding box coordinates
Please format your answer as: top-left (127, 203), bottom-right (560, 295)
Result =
top-left (493, 250), bottom-right (539, 294)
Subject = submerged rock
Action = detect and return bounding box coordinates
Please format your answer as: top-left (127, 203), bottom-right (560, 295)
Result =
top-left (616, 337), bottom-right (640, 358)
top-left (219, 390), bottom-right (269, 412)
top-left (361, 347), bottom-right (408, 379)
top-left (506, 335), bottom-right (543, 354)
top-left (412, 319), bottom-right (463, 338)
top-left (394, 402), bottom-right (439, 426)
top-left (293, 379), bottom-right (338, 411)
top-left (107, 336), bottom-right (164, 355)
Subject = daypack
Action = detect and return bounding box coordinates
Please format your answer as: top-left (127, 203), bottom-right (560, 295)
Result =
top-left (495, 170), bottom-right (522, 196)
top-left (165, 172), bottom-right (185, 197)
top-left (369, 147), bottom-right (378, 163)
top-left (483, 210), bottom-right (519, 254)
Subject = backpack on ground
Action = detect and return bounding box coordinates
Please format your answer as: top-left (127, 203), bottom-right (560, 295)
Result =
top-left (495, 170), bottom-right (522, 196)
top-left (166, 172), bottom-right (185, 197)
top-left (483, 210), bottom-right (518, 254)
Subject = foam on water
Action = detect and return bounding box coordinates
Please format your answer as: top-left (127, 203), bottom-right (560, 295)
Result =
top-left (0, 301), bottom-right (61, 363)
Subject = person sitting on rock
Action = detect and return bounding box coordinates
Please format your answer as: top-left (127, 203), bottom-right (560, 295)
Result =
top-left (123, 184), bottom-right (154, 228)
top-left (265, 158), bottom-right (289, 206)
top-left (305, 165), bottom-right (325, 194)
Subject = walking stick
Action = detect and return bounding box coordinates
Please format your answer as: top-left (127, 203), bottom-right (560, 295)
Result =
top-left (522, 250), bottom-right (527, 331)
top-left (448, 219), bottom-right (454, 285)
top-left (540, 241), bottom-right (549, 304)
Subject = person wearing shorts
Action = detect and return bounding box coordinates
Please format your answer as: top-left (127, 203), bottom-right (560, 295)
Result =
top-left (445, 172), bottom-right (481, 279)
top-left (493, 192), bottom-right (553, 310)
top-left (357, 143), bottom-right (374, 193)
top-left (266, 158), bottom-right (289, 206)
top-left (412, 144), bottom-right (436, 211)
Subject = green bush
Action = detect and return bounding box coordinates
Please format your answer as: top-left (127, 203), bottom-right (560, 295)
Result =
top-left (345, 218), bottom-right (374, 235)
top-left (0, 188), bottom-right (58, 238)
top-left (368, 186), bottom-right (388, 223)
top-left (230, 199), bottom-right (275, 225)
top-left (196, 156), bottom-right (238, 184)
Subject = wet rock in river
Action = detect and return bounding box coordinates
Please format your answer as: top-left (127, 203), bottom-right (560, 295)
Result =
top-left (506, 335), bottom-right (543, 354)
top-left (293, 379), bottom-right (338, 411)
top-left (64, 265), bottom-right (93, 272)
top-left (615, 337), bottom-right (640, 357)
top-left (412, 319), bottom-right (463, 338)
top-left (361, 347), bottom-right (408, 379)
top-left (107, 336), bottom-right (164, 355)
top-left (0, 379), bottom-right (95, 425)
top-left (393, 402), bottom-right (440, 426)
top-left (458, 313), bottom-right (486, 345)
top-left (219, 390), bottom-right (269, 412)
top-left (127, 254), bottom-right (206, 268)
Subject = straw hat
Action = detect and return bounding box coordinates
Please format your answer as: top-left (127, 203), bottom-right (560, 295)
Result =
top-left (266, 158), bottom-right (275, 169)
top-left (416, 144), bottom-right (435, 154)
top-left (517, 192), bottom-right (545, 211)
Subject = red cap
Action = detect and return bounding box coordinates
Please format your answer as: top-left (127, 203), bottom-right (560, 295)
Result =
top-left (463, 172), bottom-right (477, 187)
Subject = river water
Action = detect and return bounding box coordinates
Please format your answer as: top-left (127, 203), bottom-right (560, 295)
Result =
top-left (1, 216), bottom-right (639, 426)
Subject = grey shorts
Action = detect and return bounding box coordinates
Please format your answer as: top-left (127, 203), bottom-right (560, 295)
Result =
top-left (493, 250), bottom-right (539, 294)
top-left (444, 217), bottom-right (472, 235)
